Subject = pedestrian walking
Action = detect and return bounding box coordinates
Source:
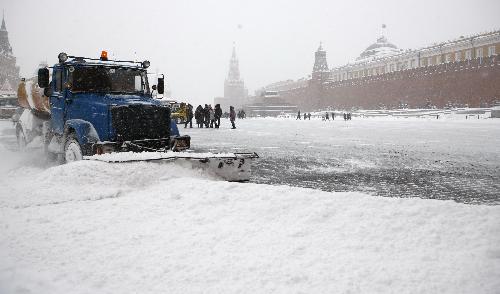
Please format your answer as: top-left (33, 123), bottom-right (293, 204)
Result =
top-left (325, 112), bottom-right (330, 121)
top-left (204, 104), bottom-right (210, 128)
top-left (214, 104), bottom-right (222, 128)
top-left (230, 106), bottom-right (236, 129)
top-left (296, 110), bottom-right (301, 120)
top-left (184, 104), bottom-right (193, 128)
top-left (303, 112), bottom-right (307, 120)
top-left (308, 113), bottom-right (311, 120)
top-left (195, 105), bottom-right (203, 128)
top-left (209, 105), bottom-right (215, 128)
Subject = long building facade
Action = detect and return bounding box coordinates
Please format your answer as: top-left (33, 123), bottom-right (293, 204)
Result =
top-left (260, 29), bottom-right (500, 110)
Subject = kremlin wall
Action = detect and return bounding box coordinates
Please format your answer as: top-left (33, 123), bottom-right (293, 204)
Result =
top-left (258, 29), bottom-right (500, 111)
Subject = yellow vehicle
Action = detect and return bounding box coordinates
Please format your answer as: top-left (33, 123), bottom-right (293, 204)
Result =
top-left (171, 102), bottom-right (188, 124)
top-left (161, 100), bottom-right (188, 124)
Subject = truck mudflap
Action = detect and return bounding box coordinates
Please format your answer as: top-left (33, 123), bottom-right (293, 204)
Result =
top-left (83, 152), bottom-right (259, 182)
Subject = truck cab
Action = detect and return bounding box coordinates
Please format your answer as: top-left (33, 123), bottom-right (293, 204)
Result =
top-left (19, 51), bottom-right (189, 162)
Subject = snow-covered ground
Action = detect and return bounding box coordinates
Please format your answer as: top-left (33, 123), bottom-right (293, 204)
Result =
top-left (183, 115), bottom-right (500, 204)
top-left (0, 118), bottom-right (499, 293)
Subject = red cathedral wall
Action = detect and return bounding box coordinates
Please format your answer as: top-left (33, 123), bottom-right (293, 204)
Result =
top-left (280, 56), bottom-right (500, 110)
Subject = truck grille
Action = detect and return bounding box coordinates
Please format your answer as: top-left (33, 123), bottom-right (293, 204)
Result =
top-left (111, 104), bottom-right (170, 141)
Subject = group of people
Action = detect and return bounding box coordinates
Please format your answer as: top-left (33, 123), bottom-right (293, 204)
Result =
top-left (296, 110), bottom-right (353, 121)
top-left (296, 111), bottom-right (312, 120)
top-left (237, 110), bottom-right (247, 119)
top-left (183, 104), bottom-right (236, 129)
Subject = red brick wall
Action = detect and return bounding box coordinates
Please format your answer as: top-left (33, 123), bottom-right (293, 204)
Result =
top-left (280, 56), bottom-right (500, 110)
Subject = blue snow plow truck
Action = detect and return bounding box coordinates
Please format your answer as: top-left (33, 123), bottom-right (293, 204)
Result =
top-left (15, 51), bottom-right (258, 181)
top-left (16, 51), bottom-right (191, 162)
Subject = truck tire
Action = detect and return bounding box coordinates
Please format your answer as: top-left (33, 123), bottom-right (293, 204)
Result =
top-left (16, 125), bottom-right (27, 150)
top-left (64, 133), bottom-right (83, 163)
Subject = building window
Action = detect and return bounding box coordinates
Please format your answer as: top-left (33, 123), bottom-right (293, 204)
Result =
top-left (445, 54), bottom-right (451, 63)
top-left (476, 48), bottom-right (483, 58)
top-left (427, 57), bottom-right (433, 66)
top-left (455, 52), bottom-right (461, 62)
top-left (436, 55), bottom-right (442, 64)
top-left (465, 50), bottom-right (472, 60)
top-left (488, 46), bottom-right (496, 56)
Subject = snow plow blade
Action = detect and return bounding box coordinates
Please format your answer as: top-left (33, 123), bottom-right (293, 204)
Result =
top-left (83, 152), bottom-right (259, 182)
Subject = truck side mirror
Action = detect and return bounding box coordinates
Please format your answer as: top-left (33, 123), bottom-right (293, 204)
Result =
top-left (38, 68), bottom-right (50, 88)
top-left (157, 77), bottom-right (164, 95)
top-left (43, 81), bottom-right (53, 97)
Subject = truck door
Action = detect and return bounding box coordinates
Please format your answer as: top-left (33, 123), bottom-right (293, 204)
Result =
top-left (50, 68), bottom-right (65, 134)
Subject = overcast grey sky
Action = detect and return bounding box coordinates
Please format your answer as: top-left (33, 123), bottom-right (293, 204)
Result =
top-left (1, 0), bottom-right (499, 106)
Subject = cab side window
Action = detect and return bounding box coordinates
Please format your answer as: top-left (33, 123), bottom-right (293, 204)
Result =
top-left (54, 69), bottom-right (62, 93)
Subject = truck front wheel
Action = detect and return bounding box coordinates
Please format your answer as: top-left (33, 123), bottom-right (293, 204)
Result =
top-left (64, 133), bottom-right (83, 163)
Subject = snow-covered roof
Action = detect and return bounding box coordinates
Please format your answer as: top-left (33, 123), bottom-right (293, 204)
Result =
top-left (356, 35), bottom-right (401, 62)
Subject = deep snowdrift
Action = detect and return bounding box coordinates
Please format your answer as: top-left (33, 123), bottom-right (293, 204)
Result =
top-left (0, 142), bottom-right (499, 294)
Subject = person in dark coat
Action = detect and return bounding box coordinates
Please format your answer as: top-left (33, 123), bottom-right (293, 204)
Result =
top-left (204, 104), bottom-right (210, 128)
top-left (184, 104), bottom-right (193, 128)
top-left (296, 110), bottom-right (301, 120)
top-left (308, 113), bottom-right (311, 120)
top-left (214, 104), bottom-right (222, 128)
top-left (230, 106), bottom-right (236, 129)
top-left (195, 105), bottom-right (204, 128)
top-left (325, 112), bottom-right (329, 121)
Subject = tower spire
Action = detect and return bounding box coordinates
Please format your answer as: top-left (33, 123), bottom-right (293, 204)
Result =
top-left (1, 10), bottom-right (6, 30)
top-left (312, 42), bottom-right (329, 81)
top-left (228, 44), bottom-right (240, 80)
top-left (0, 9), bottom-right (20, 93)
top-left (380, 23), bottom-right (387, 38)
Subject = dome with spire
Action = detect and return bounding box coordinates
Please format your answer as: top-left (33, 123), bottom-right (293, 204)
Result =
top-left (356, 25), bottom-right (402, 62)
top-left (357, 35), bottom-right (400, 61)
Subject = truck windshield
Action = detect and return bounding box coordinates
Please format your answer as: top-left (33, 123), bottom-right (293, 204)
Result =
top-left (70, 66), bottom-right (149, 95)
